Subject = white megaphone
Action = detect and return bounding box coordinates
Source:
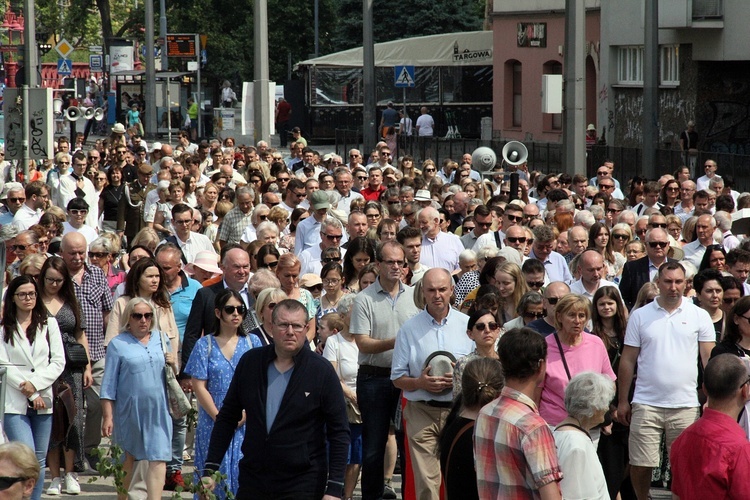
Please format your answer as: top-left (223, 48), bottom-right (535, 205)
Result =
top-left (53, 98), bottom-right (63, 114)
top-left (65, 106), bottom-right (82, 121)
top-left (502, 141), bottom-right (528, 166)
top-left (82, 107), bottom-right (95, 120)
top-left (471, 147), bottom-right (497, 172)
top-left (93, 108), bottom-right (105, 121)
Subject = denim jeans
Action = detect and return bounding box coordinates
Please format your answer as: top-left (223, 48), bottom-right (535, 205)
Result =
top-left (5, 410), bottom-right (53, 500)
top-left (357, 373), bottom-right (401, 500)
top-left (167, 414), bottom-right (187, 473)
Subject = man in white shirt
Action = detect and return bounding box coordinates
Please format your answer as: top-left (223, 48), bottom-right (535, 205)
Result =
top-left (279, 178), bottom-right (306, 214)
top-left (683, 214), bottom-right (717, 267)
top-left (299, 218), bottom-right (345, 276)
top-left (333, 168), bottom-right (363, 216)
top-left (696, 159), bottom-right (720, 191)
top-left (570, 250), bottom-right (618, 300)
top-left (418, 207), bottom-right (464, 271)
top-left (415, 107), bottom-right (434, 137)
top-left (397, 226), bottom-right (430, 284)
top-left (616, 262), bottom-right (714, 500)
top-left (162, 204), bottom-right (217, 264)
top-left (12, 181), bottom-right (47, 230)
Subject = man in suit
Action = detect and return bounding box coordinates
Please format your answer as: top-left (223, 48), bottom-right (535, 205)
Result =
top-left (201, 299), bottom-right (349, 499)
top-left (119, 163), bottom-right (156, 246)
top-left (619, 228), bottom-right (673, 309)
top-left (179, 246), bottom-right (255, 388)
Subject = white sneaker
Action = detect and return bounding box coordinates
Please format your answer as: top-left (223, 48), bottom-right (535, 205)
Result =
top-left (64, 472), bottom-right (81, 495)
top-left (46, 477), bottom-right (62, 496)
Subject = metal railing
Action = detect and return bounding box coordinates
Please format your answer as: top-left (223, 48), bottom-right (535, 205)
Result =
top-left (693, 0), bottom-right (723, 19)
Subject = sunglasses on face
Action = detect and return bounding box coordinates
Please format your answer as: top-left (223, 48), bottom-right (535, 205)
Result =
top-left (524, 311), bottom-right (545, 319)
top-left (507, 236), bottom-right (526, 244)
top-left (546, 297), bottom-right (560, 305)
top-left (89, 252), bottom-right (108, 259)
top-left (323, 257), bottom-right (341, 263)
top-left (7, 197), bottom-right (25, 203)
top-left (650, 223), bottom-right (667, 229)
top-left (527, 281), bottom-right (545, 288)
top-left (222, 305), bottom-right (246, 315)
top-left (648, 241), bottom-right (668, 248)
top-left (505, 214), bottom-right (523, 223)
top-left (0, 476), bottom-right (29, 491)
top-left (474, 321), bottom-right (499, 331)
top-left (131, 312), bottom-right (154, 321)
top-left (613, 234), bottom-right (629, 240)
top-left (262, 260), bottom-right (279, 268)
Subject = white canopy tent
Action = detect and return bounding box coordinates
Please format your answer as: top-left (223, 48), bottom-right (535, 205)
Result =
top-left (297, 31), bottom-right (493, 69)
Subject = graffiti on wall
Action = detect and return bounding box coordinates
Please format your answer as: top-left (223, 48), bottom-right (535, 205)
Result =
top-left (613, 89), bottom-right (692, 148)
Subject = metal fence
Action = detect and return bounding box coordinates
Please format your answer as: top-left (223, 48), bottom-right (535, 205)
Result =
top-left (335, 130), bottom-right (750, 192)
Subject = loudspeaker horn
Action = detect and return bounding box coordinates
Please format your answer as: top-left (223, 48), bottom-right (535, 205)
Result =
top-left (502, 141), bottom-right (528, 166)
top-left (53, 98), bottom-right (63, 114)
top-left (64, 106), bottom-right (82, 121)
top-left (82, 107), bottom-right (95, 120)
top-left (93, 108), bottom-right (105, 121)
top-left (471, 147), bottom-right (497, 172)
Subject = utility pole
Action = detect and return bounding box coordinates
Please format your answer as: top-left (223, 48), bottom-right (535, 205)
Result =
top-left (144, 0), bottom-right (157, 139)
top-left (253, 0), bottom-right (271, 143)
top-left (642, 0), bottom-right (659, 180)
top-left (23, 0), bottom-right (38, 180)
top-left (362, 0), bottom-right (376, 155)
top-left (563, 0), bottom-right (586, 176)
top-left (159, 0), bottom-right (168, 71)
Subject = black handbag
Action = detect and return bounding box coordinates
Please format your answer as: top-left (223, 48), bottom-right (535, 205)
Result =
top-left (64, 341), bottom-right (89, 369)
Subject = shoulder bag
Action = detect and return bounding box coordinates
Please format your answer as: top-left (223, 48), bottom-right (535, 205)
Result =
top-left (63, 339), bottom-right (89, 370)
top-left (159, 331), bottom-right (191, 419)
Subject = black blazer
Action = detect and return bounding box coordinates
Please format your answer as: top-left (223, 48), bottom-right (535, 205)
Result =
top-left (180, 281), bottom-right (225, 375)
top-left (619, 256), bottom-right (675, 310)
top-left (205, 345), bottom-right (349, 499)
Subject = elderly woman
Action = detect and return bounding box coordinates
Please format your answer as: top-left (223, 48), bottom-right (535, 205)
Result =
top-left (88, 236), bottom-right (126, 295)
top-left (540, 294), bottom-right (616, 430)
top-left (554, 372), bottom-right (615, 500)
top-left (276, 253), bottom-right (317, 343)
top-left (455, 249), bottom-right (478, 283)
top-left (101, 298), bottom-right (175, 499)
top-left (610, 223), bottom-right (633, 260)
top-left (0, 442), bottom-right (40, 498)
top-left (248, 288), bottom-right (288, 346)
top-left (239, 204), bottom-right (271, 246)
top-left (452, 308), bottom-right (501, 397)
top-left (251, 221), bottom-right (282, 251)
top-left (453, 247), bottom-right (500, 307)
top-left (502, 291), bottom-right (544, 331)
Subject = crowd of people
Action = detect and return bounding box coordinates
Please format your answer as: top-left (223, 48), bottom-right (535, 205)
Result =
top-left (0, 121), bottom-right (749, 500)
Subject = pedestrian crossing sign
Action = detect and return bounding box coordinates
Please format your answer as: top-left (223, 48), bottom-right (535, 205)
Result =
top-left (57, 58), bottom-right (72, 76)
top-left (394, 65), bottom-right (415, 88)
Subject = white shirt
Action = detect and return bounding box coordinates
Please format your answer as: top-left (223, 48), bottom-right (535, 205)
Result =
top-left (683, 239), bottom-right (709, 267)
top-left (162, 231), bottom-right (216, 264)
top-left (62, 222), bottom-right (98, 246)
top-left (696, 174), bottom-right (720, 192)
top-left (554, 430), bottom-right (610, 500)
top-left (322, 334), bottom-right (360, 392)
top-left (624, 297), bottom-right (714, 407)
top-left (570, 278), bottom-right (618, 301)
top-left (294, 215), bottom-right (322, 254)
top-left (472, 230), bottom-right (505, 253)
top-left (391, 308), bottom-right (473, 402)
top-left (12, 204), bottom-right (41, 230)
top-left (416, 114), bottom-right (434, 137)
top-left (337, 190), bottom-right (363, 216)
top-left (420, 231), bottom-right (464, 271)
top-left (399, 117), bottom-right (413, 136)
top-left (58, 174), bottom-right (99, 228)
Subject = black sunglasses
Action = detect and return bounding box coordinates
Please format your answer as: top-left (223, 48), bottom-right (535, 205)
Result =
top-left (546, 297), bottom-right (560, 305)
top-left (223, 305), bottom-right (247, 315)
top-left (527, 281), bottom-right (545, 288)
top-left (648, 241), bottom-right (668, 248)
top-left (0, 476), bottom-right (29, 491)
top-left (130, 312), bottom-right (154, 320)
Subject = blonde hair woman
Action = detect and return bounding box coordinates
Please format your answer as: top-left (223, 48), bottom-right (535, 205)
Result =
top-left (493, 262), bottom-right (529, 323)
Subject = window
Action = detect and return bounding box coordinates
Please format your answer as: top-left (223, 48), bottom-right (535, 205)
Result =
top-left (660, 45), bottom-right (680, 85)
top-left (512, 62), bottom-right (522, 127)
top-left (617, 46), bottom-right (644, 85)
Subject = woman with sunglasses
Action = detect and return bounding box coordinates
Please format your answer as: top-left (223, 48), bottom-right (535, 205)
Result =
top-left (104, 258), bottom-right (178, 349)
top-left (101, 298), bottom-right (176, 499)
top-left (610, 223), bottom-right (633, 260)
top-left (255, 244), bottom-right (280, 271)
top-left (502, 291), bottom-right (545, 331)
top-left (316, 263), bottom-right (350, 326)
top-left (660, 179), bottom-right (681, 208)
top-left (452, 308), bottom-right (502, 397)
top-left (0, 276), bottom-right (65, 500)
top-left (250, 288), bottom-right (288, 346)
top-left (88, 236), bottom-right (126, 296)
top-left (40, 257), bottom-right (91, 496)
top-left (421, 159), bottom-right (437, 184)
top-left (185, 290), bottom-right (261, 499)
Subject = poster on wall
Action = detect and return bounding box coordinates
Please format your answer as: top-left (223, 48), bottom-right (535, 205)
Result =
top-left (517, 23), bottom-right (547, 48)
top-left (110, 43), bottom-right (134, 73)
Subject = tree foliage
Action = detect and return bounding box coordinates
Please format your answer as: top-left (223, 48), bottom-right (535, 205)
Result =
top-left (331, 0), bottom-right (485, 52)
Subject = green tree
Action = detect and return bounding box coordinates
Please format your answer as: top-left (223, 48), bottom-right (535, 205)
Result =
top-left (332, 0), bottom-right (484, 52)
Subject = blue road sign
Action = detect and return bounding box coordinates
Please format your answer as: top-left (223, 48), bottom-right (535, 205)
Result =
top-left (57, 58), bottom-right (72, 76)
top-left (394, 65), bottom-right (415, 88)
top-left (89, 55), bottom-right (103, 72)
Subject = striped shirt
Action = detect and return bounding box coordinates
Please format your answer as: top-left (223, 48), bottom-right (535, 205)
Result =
top-left (474, 386), bottom-right (563, 499)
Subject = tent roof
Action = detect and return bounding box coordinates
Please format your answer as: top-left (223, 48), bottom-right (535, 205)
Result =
top-left (297, 31), bottom-right (493, 68)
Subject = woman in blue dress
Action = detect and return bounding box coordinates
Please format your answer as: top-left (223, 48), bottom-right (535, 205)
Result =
top-left (185, 289), bottom-right (261, 499)
top-left (101, 297), bottom-right (176, 500)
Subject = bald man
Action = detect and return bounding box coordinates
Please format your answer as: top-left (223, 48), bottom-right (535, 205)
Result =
top-left (418, 207), bottom-right (464, 271)
top-left (61, 232), bottom-right (114, 463)
top-left (392, 268), bottom-right (473, 499)
top-left (570, 250), bottom-right (618, 300)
